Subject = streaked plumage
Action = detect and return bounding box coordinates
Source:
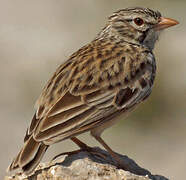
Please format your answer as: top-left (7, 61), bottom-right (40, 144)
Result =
top-left (8, 7), bottom-right (178, 174)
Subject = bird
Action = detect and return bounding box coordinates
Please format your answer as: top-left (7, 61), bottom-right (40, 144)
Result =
top-left (7, 7), bottom-right (179, 175)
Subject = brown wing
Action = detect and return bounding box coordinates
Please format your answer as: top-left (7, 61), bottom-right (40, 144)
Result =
top-left (25, 41), bottom-right (155, 145)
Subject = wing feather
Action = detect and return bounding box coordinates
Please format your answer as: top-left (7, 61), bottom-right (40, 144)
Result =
top-left (34, 106), bottom-right (98, 141)
top-left (48, 92), bottom-right (84, 117)
top-left (27, 41), bottom-right (154, 145)
top-left (43, 106), bottom-right (117, 145)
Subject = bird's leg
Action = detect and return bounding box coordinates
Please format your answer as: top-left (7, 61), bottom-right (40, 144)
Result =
top-left (70, 137), bottom-right (90, 150)
top-left (52, 137), bottom-right (106, 161)
top-left (92, 134), bottom-right (129, 170)
top-left (52, 137), bottom-right (88, 160)
top-left (71, 137), bottom-right (107, 159)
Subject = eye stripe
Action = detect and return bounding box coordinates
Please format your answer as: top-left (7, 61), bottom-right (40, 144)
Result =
top-left (146, 22), bottom-right (156, 25)
top-left (125, 19), bottom-right (133, 22)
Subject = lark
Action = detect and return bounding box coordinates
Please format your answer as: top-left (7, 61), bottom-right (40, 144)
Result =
top-left (8, 7), bottom-right (178, 174)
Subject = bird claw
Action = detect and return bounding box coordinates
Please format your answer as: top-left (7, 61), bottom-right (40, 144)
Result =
top-left (51, 149), bottom-right (83, 161)
top-left (51, 146), bottom-right (108, 162)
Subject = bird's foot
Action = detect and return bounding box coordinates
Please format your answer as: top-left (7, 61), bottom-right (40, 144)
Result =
top-left (70, 136), bottom-right (108, 159)
top-left (51, 149), bottom-right (83, 161)
top-left (51, 137), bottom-right (107, 161)
top-left (52, 146), bottom-right (107, 162)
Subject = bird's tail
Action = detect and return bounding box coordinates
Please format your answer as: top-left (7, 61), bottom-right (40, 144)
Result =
top-left (7, 136), bottom-right (48, 175)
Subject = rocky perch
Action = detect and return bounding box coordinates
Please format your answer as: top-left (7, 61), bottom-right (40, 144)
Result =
top-left (5, 147), bottom-right (169, 180)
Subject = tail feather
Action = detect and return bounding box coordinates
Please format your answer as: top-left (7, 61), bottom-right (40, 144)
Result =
top-left (7, 150), bottom-right (22, 172)
top-left (7, 136), bottom-right (48, 174)
top-left (22, 142), bottom-right (48, 174)
top-left (19, 136), bottom-right (41, 167)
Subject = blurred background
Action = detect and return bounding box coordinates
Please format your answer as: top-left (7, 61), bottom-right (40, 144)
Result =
top-left (0, 0), bottom-right (185, 179)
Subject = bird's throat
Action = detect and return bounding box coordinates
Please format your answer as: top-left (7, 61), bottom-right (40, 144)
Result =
top-left (142, 29), bottom-right (160, 50)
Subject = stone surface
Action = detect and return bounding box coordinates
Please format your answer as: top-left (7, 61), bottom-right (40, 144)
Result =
top-left (5, 147), bottom-right (169, 180)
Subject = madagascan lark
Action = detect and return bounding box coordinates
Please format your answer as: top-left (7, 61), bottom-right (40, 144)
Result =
top-left (8, 7), bottom-right (179, 174)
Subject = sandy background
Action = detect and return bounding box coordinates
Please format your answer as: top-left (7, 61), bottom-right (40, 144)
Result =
top-left (0, 0), bottom-right (185, 179)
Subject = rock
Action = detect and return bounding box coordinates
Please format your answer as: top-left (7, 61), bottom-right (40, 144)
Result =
top-left (5, 147), bottom-right (169, 180)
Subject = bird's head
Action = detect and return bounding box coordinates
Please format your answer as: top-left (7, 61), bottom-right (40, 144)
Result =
top-left (98, 7), bottom-right (179, 50)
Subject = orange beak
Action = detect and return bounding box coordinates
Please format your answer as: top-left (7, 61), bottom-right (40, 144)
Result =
top-left (155, 17), bottom-right (179, 31)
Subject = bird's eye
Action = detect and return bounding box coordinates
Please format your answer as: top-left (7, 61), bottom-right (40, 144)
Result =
top-left (134, 17), bottom-right (144, 26)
